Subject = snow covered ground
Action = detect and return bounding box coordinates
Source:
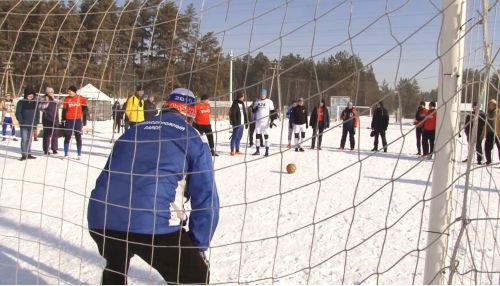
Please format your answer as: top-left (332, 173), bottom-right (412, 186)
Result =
top-left (0, 116), bottom-right (498, 284)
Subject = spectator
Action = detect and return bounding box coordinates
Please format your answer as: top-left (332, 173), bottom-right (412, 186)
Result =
top-left (414, 101), bottom-right (427, 155)
top-left (88, 87), bottom-right (219, 284)
top-left (247, 102), bottom-right (256, 147)
top-left (1, 94), bottom-right (17, 141)
top-left (144, 94), bottom-right (158, 120)
top-left (15, 87), bottom-right (40, 160)
top-left (463, 102), bottom-right (486, 164)
top-left (194, 94), bottom-right (218, 156)
top-left (39, 87), bottom-right (59, 155)
top-left (484, 99), bottom-right (500, 165)
top-left (310, 99), bottom-right (330, 150)
top-left (112, 100), bottom-right (123, 133)
top-left (422, 101), bottom-right (437, 159)
top-left (370, 101), bottom-right (389, 152)
top-left (62, 85), bottom-right (88, 160)
top-left (251, 88), bottom-right (277, 156)
top-left (339, 102), bottom-right (358, 150)
top-left (125, 86), bottom-right (145, 127)
top-left (229, 91), bottom-right (248, 155)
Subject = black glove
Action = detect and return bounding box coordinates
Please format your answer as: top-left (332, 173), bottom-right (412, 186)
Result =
top-left (270, 121), bottom-right (277, 128)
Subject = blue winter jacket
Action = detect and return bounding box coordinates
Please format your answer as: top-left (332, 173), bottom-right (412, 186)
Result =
top-left (88, 111), bottom-right (219, 250)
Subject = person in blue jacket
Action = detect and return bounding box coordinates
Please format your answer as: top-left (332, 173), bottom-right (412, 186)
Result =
top-left (87, 87), bottom-right (219, 285)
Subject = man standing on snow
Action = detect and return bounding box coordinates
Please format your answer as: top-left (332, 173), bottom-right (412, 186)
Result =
top-left (62, 85), bottom-right (88, 160)
top-left (285, 99), bottom-right (297, 148)
top-left (339, 102), bottom-right (358, 150)
top-left (252, 88), bottom-right (277, 156)
top-left (291, 98), bottom-right (308, 152)
top-left (194, 94), bottom-right (218, 156)
top-left (88, 87), bottom-right (219, 284)
top-left (371, 101), bottom-right (389, 152)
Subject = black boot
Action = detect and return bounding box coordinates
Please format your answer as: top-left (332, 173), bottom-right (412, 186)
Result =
top-left (265, 147), bottom-right (269, 157)
top-left (252, 147), bottom-right (260, 155)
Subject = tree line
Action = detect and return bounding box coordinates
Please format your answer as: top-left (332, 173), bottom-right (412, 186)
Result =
top-left (1, 1), bottom-right (498, 118)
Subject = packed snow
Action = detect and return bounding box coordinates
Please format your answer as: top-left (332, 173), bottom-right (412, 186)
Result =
top-left (0, 116), bottom-right (498, 284)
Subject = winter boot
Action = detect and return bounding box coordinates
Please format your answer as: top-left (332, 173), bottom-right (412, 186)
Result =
top-left (264, 147), bottom-right (269, 157)
top-left (252, 147), bottom-right (260, 155)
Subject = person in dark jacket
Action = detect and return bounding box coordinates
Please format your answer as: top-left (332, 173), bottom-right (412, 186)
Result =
top-left (112, 100), bottom-right (123, 133)
top-left (144, 94), bottom-right (158, 120)
top-left (309, 99), bottom-right (330, 150)
top-left (484, 99), bottom-right (500, 165)
top-left (88, 88), bottom-right (219, 284)
top-left (286, 100), bottom-right (297, 148)
top-left (371, 101), bottom-right (389, 152)
top-left (247, 102), bottom-right (256, 147)
top-left (15, 87), bottom-right (40, 160)
top-left (229, 91), bottom-right (248, 155)
top-left (463, 102), bottom-right (486, 164)
top-left (339, 102), bottom-right (358, 150)
top-left (414, 101), bottom-right (427, 155)
top-left (291, 98), bottom-right (308, 152)
top-left (39, 87), bottom-right (59, 155)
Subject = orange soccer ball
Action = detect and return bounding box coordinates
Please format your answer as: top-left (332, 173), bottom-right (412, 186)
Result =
top-left (286, 163), bottom-right (296, 174)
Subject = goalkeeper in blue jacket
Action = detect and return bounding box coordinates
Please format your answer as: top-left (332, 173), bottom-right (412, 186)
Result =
top-left (87, 88), bottom-right (219, 284)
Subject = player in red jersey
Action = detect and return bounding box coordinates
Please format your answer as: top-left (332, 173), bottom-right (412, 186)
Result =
top-left (194, 94), bottom-right (218, 156)
top-left (62, 85), bottom-right (88, 159)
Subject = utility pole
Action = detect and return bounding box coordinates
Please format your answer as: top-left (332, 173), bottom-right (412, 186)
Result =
top-left (229, 50), bottom-right (233, 102)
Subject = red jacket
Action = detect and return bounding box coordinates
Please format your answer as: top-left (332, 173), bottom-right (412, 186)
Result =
top-left (195, 102), bottom-right (211, 125)
top-left (423, 109), bottom-right (437, 131)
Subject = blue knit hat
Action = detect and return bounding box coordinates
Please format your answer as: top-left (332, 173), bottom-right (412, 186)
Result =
top-left (164, 88), bottom-right (196, 118)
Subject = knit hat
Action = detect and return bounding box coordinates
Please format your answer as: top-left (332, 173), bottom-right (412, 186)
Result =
top-left (260, 88), bottom-right (267, 95)
top-left (429, 101), bottom-right (436, 107)
top-left (489, 99), bottom-right (497, 106)
top-left (164, 88), bottom-right (196, 118)
top-left (68, 85), bottom-right (77, 93)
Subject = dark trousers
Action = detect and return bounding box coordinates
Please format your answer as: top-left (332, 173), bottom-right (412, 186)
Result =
top-left (340, 126), bottom-right (355, 149)
top-left (248, 122), bottom-right (255, 145)
top-left (484, 131), bottom-right (500, 163)
top-left (422, 129), bottom-right (435, 155)
top-left (64, 119), bottom-right (82, 156)
top-left (373, 130), bottom-right (387, 151)
top-left (90, 229), bottom-right (209, 285)
top-left (113, 116), bottom-right (122, 133)
top-left (311, 122), bottom-right (325, 148)
top-left (416, 127), bottom-right (423, 154)
top-left (42, 122), bottom-right (58, 153)
top-left (466, 128), bottom-right (485, 163)
top-left (194, 123), bottom-right (215, 150)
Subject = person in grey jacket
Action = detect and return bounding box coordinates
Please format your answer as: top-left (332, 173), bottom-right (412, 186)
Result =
top-left (39, 87), bottom-right (60, 155)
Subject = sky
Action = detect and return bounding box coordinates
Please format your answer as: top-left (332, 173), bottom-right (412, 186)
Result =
top-left (117, 0), bottom-right (499, 91)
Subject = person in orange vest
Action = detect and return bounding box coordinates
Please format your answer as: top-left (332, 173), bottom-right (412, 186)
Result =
top-left (194, 94), bottom-right (218, 156)
top-left (422, 101), bottom-right (437, 159)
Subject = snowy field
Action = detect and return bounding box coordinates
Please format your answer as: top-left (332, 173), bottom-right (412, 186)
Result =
top-left (0, 116), bottom-right (499, 284)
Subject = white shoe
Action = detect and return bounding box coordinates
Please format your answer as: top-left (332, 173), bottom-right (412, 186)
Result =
top-left (77, 156), bottom-right (81, 160)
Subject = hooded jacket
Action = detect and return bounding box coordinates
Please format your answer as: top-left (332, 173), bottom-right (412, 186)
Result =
top-left (88, 111), bottom-right (219, 251)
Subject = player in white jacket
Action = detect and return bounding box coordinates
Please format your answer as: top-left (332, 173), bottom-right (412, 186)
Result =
top-left (251, 88), bottom-right (278, 156)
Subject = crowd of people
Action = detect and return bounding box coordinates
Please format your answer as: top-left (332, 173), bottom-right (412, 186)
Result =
top-left (1, 83), bottom-right (499, 164)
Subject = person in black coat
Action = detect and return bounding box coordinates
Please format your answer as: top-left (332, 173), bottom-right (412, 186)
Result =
top-left (112, 100), bottom-right (123, 133)
top-left (291, 98), bottom-right (308, 151)
top-left (309, 99), bottom-right (330, 150)
top-left (463, 102), bottom-right (486, 164)
top-left (371, 101), bottom-right (389, 152)
top-left (339, 102), bottom-right (357, 150)
top-left (143, 95), bottom-right (158, 121)
top-left (229, 91), bottom-right (248, 155)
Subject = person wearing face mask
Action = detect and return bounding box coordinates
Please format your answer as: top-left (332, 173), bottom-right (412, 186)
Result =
top-left (422, 101), bottom-right (437, 159)
top-left (15, 87), bottom-right (40, 160)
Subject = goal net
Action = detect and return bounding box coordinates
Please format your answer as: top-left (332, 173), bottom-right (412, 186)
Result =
top-left (0, 0), bottom-right (499, 284)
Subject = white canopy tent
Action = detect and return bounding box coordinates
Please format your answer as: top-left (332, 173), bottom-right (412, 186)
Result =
top-left (76, 84), bottom-right (112, 121)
